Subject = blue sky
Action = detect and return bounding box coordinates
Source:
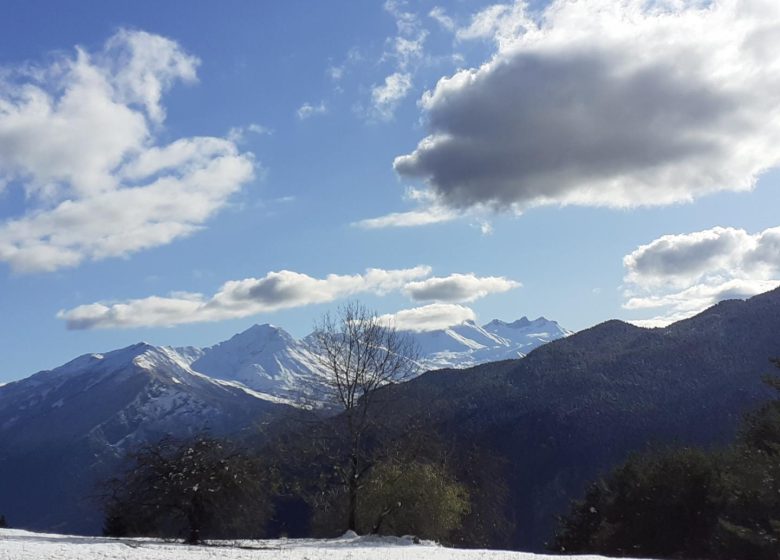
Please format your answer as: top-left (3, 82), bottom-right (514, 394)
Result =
top-left (1, 0), bottom-right (779, 382)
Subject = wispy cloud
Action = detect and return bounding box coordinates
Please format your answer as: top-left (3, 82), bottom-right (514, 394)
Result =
top-left (0, 30), bottom-right (255, 273)
top-left (365, 1), bottom-right (428, 121)
top-left (428, 7), bottom-right (456, 31)
top-left (227, 123), bottom-right (273, 143)
top-left (371, 72), bottom-right (413, 121)
top-left (353, 205), bottom-right (458, 229)
top-left (296, 101), bottom-right (327, 120)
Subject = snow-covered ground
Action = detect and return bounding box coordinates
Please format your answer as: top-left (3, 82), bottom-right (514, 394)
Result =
top-left (0, 529), bottom-right (646, 560)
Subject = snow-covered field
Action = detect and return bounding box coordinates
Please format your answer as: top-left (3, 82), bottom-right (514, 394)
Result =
top-left (0, 529), bottom-right (645, 560)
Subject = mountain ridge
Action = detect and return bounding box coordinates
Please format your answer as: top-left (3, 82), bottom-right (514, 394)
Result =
top-left (374, 287), bottom-right (780, 550)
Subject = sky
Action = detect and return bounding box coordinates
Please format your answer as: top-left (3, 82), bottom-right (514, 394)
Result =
top-left (1, 0), bottom-right (779, 382)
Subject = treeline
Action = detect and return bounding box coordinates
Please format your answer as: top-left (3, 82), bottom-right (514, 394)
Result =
top-left (553, 362), bottom-right (780, 559)
top-left (100, 425), bottom-right (492, 545)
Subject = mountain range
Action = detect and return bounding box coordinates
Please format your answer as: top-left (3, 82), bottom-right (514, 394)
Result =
top-left (2, 288), bottom-right (779, 549)
top-left (0, 315), bottom-right (569, 533)
top-left (182, 317), bottom-right (571, 403)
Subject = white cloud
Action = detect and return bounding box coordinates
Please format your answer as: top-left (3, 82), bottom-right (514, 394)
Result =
top-left (327, 47), bottom-right (362, 88)
top-left (59, 266), bottom-right (432, 329)
top-left (371, 72), bottom-right (413, 121)
top-left (367, 1), bottom-right (428, 121)
top-left (429, 7), bottom-right (456, 32)
top-left (102, 29), bottom-right (199, 123)
top-left (392, 34), bottom-right (427, 70)
top-left (353, 205), bottom-right (458, 229)
top-left (404, 273), bottom-right (520, 303)
top-left (384, 0), bottom-right (421, 36)
top-left (476, 220), bottom-right (494, 236)
top-left (58, 265), bottom-right (523, 330)
top-left (455, 3), bottom-right (532, 47)
top-left (395, 0), bottom-right (780, 214)
top-left (456, 5), bottom-right (509, 40)
top-left (227, 123), bottom-right (272, 143)
top-left (0, 29), bottom-right (255, 273)
top-left (379, 303), bottom-right (477, 332)
top-left (623, 225), bottom-right (780, 326)
top-left (354, 186), bottom-right (501, 230)
top-left (297, 101), bottom-right (327, 120)
top-left (429, 7), bottom-right (456, 31)
top-left (623, 227), bottom-right (761, 289)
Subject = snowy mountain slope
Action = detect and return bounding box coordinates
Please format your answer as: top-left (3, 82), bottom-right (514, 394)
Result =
top-left (174, 317), bottom-right (571, 405)
top-left (0, 528), bottom-right (644, 560)
top-left (0, 342), bottom-right (293, 448)
top-left (0, 343), bottom-right (298, 535)
top-left (190, 324), bottom-right (330, 405)
top-left (413, 317), bottom-right (572, 370)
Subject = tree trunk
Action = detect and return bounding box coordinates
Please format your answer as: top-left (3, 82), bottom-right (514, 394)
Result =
top-left (371, 506), bottom-right (394, 534)
top-left (186, 497), bottom-right (204, 544)
top-left (348, 452), bottom-right (358, 532)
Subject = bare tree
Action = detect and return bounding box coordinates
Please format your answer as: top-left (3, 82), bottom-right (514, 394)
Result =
top-left (311, 301), bottom-right (419, 532)
top-left (102, 434), bottom-right (274, 543)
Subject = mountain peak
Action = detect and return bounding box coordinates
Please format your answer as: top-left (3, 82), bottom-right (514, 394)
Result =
top-left (484, 316), bottom-right (556, 330)
top-left (508, 317), bottom-right (532, 328)
top-left (239, 323), bottom-right (294, 342)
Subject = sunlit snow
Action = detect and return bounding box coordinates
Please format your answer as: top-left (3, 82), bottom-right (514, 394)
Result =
top-left (0, 529), bottom-right (647, 560)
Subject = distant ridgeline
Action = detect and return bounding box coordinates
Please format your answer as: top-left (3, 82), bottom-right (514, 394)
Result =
top-left (0, 288), bottom-right (779, 551)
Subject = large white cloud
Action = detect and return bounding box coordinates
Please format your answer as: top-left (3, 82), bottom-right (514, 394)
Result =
top-left (0, 30), bottom-right (255, 272)
top-left (389, 0), bottom-right (780, 217)
top-left (404, 273), bottom-right (520, 302)
top-left (58, 267), bottom-right (433, 329)
top-left (378, 303), bottom-right (477, 332)
top-left (623, 225), bottom-right (780, 326)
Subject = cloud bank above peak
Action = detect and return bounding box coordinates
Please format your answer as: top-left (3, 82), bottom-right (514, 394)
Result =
top-left (404, 273), bottom-right (520, 303)
top-left (379, 303), bottom-right (477, 332)
top-left (380, 0), bottom-right (780, 222)
top-left (0, 29), bottom-right (255, 273)
top-left (58, 267), bottom-right (522, 330)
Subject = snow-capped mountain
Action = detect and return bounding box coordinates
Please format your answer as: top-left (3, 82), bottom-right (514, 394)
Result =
top-left (188, 324), bottom-right (330, 404)
top-left (0, 342), bottom-right (297, 534)
top-left (174, 317), bottom-right (571, 401)
top-left (413, 317), bottom-right (572, 370)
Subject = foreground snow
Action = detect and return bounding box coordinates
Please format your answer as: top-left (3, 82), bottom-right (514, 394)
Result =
top-left (0, 529), bottom-right (647, 560)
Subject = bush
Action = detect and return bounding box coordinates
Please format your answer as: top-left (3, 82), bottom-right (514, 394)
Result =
top-left (356, 460), bottom-right (470, 542)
